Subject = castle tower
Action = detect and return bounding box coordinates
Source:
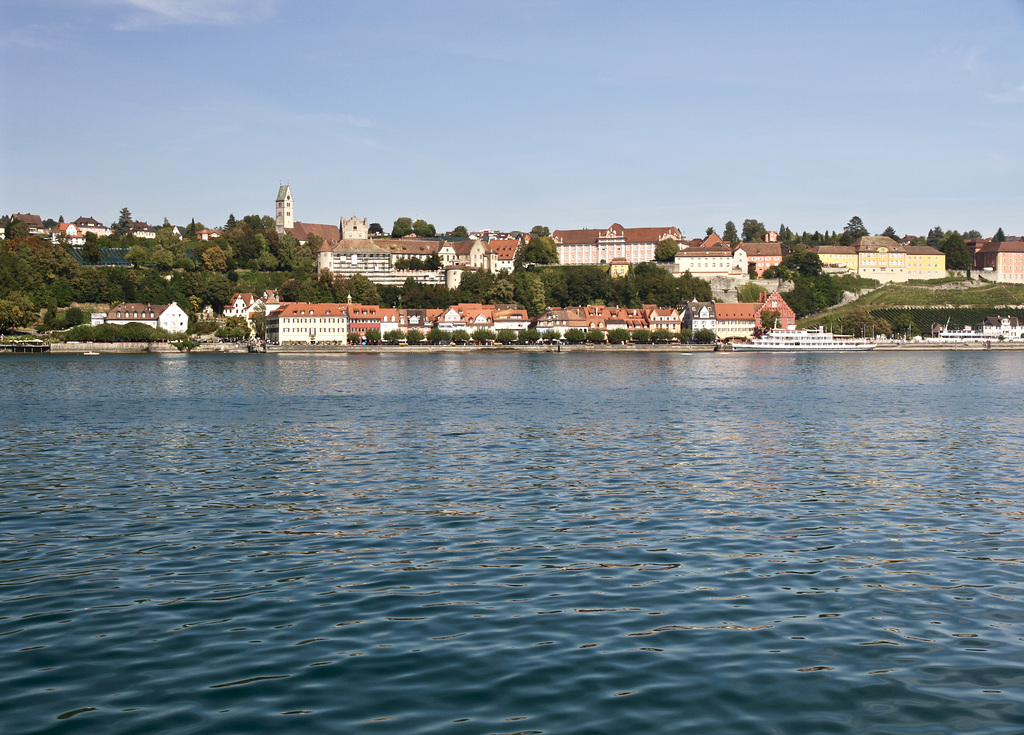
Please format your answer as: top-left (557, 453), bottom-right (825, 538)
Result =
top-left (340, 215), bottom-right (369, 240)
top-left (275, 184), bottom-right (293, 234)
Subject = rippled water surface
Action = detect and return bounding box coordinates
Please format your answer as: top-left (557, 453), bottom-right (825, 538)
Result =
top-left (3, 350), bottom-right (1024, 734)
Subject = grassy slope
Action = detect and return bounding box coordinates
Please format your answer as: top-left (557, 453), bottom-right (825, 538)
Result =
top-left (799, 280), bottom-right (1024, 330)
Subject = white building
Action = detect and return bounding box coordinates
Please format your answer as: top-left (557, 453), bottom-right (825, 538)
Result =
top-left (103, 302), bottom-right (189, 333)
top-left (266, 302), bottom-right (349, 344)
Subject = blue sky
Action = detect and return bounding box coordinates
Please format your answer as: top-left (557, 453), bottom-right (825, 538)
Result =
top-left (2, 0), bottom-right (1022, 239)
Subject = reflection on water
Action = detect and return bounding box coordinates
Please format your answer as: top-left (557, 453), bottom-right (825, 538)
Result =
top-left (2, 351), bottom-right (1024, 734)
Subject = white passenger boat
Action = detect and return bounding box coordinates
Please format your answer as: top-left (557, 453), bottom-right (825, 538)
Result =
top-left (732, 326), bottom-right (876, 351)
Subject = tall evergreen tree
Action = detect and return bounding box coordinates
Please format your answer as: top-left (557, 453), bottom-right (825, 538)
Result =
top-left (723, 221), bottom-right (739, 244)
top-left (112, 207), bottom-right (133, 239)
top-left (994, 227), bottom-right (1006, 242)
top-left (844, 216), bottom-right (868, 237)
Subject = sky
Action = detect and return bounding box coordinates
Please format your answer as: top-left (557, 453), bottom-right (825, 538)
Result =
top-left (2, 0), bottom-right (1023, 239)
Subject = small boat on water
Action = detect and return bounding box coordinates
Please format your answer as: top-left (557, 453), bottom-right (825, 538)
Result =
top-left (732, 326), bottom-right (876, 352)
top-left (83, 351), bottom-right (100, 356)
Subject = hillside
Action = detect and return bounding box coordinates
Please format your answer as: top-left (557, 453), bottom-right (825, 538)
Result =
top-left (801, 279), bottom-right (1024, 334)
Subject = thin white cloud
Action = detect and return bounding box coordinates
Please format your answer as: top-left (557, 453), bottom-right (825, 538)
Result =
top-left (105, 0), bottom-right (277, 30)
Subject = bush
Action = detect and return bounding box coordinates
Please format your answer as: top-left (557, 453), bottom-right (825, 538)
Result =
top-left (62, 322), bottom-right (171, 342)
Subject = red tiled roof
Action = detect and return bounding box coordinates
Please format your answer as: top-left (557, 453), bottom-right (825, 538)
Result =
top-left (713, 303), bottom-right (758, 321)
top-left (291, 222), bottom-right (341, 244)
top-left (274, 302), bottom-right (347, 318)
top-left (975, 240), bottom-right (1024, 254)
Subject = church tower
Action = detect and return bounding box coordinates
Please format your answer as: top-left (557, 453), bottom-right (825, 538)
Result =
top-left (275, 184), bottom-right (293, 235)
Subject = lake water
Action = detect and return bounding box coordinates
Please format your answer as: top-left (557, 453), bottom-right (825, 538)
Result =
top-left (2, 350), bottom-right (1024, 734)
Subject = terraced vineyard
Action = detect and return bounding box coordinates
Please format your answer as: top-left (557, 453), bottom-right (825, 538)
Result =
top-left (867, 307), bottom-right (1024, 333)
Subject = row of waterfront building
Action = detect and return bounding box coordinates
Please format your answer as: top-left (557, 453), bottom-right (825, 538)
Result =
top-left (224, 289), bottom-right (798, 344)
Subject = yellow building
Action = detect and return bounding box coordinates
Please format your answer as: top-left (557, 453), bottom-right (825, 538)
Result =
top-left (812, 245), bottom-right (859, 272)
top-left (904, 245), bottom-right (946, 279)
top-left (812, 237), bottom-right (945, 282)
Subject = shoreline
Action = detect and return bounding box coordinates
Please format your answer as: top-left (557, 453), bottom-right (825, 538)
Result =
top-left (12, 340), bottom-right (1024, 355)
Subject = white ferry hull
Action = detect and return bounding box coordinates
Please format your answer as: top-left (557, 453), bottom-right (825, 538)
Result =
top-left (732, 342), bottom-right (876, 352)
top-left (732, 327), bottom-right (876, 351)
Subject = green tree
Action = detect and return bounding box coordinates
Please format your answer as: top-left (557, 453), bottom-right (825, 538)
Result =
top-left (563, 328), bottom-right (587, 343)
top-left (781, 247), bottom-right (823, 277)
top-left (150, 247), bottom-right (174, 270)
top-left (654, 238), bottom-right (678, 262)
top-left (881, 225), bottom-right (898, 241)
top-left (251, 303), bottom-right (267, 340)
top-left (383, 329), bottom-right (404, 343)
top-left (522, 236), bottom-right (559, 264)
top-left (586, 328), bottom-right (606, 343)
top-left (82, 238), bottom-right (102, 264)
top-left (485, 277), bottom-right (515, 305)
top-left (606, 328), bottom-right (630, 343)
top-left (890, 312), bottom-right (914, 338)
top-left (5, 218), bottom-right (30, 239)
top-left (742, 219), bottom-right (766, 243)
top-left (215, 316), bottom-right (250, 340)
top-left (413, 219), bottom-right (436, 237)
top-left (692, 328), bottom-right (717, 343)
top-left (723, 221), bottom-right (739, 245)
top-left (941, 231), bottom-right (970, 271)
top-left (406, 328), bottom-right (424, 343)
top-left (365, 328), bottom-right (381, 343)
top-left (0, 296), bottom-right (33, 331)
top-left (450, 328), bottom-right (470, 343)
top-left (927, 226), bottom-right (944, 250)
top-left (631, 328), bottom-right (652, 343)
top-left (126, 244), bottom-right (151, 268)
top-left (112, 207), bottom-right (133, 239)
top-left (514, 272), bottom-right (546, 316)
top-left (451, 225), bottom-right (469, 238)
top-left (736, 282), bottom-right (766, 302)
top-left (201, 246), bottom-right (228, 272)
top-left (844, 216), bottom-right (868, 237)
top-left (994, 227), bottom-right (1006, 242)
top-left (392, 217), bottom-right (414, 238)
top-left (520, 327), bottom-right (541, 342)
top-left (472, 328), bottom-right (496, 343)
top-left (530, 225), bottom-right (550, 238)
top-left (495, 328), bottom-right (517, 343)
top-left (369, 222), bottom-right (384, 235)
